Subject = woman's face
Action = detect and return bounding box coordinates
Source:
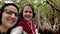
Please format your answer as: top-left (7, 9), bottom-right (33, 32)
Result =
top-left (23, 6), bottom-right (33, 21)
top-left (1, 5), bottom-right (18, 28)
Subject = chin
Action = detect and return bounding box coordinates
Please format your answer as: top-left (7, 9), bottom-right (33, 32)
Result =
top-left (8, 26), bottom-right (14, 28)
top-left (7, 25), bottom-right (14, 28)
top-left (26, 19), bottom-right (31, 21)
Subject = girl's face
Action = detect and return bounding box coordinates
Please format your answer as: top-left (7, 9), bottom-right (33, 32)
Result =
top-left (1, 5), bottom-right (18, 28)
top-left (23, 6), bottom-right (33, 21)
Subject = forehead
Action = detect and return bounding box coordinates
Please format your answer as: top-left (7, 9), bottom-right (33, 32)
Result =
top-left (4, 5), bottom-right (18, 13)
top-left (23, 6), bottom-right (32, 11)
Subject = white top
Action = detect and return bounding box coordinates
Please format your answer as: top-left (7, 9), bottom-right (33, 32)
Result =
top-left (10, 26), bottom-right (27, 34)
top-left (10, 26), bottom-right (39, 34)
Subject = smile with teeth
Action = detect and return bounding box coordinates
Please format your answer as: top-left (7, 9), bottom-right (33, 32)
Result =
top-left (25, 15), bottom-right (31, 18)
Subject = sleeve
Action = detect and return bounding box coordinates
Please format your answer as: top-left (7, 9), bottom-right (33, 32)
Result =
top-left (10, 26), bottom-right (23, 34)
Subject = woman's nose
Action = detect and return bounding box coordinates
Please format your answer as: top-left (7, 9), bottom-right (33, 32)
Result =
top-left (27, 12), bottom-right (30, 15)
top-left (11, 13), bottom-right (16, 18)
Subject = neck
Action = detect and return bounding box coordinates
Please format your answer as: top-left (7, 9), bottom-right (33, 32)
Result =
top-left (24, 19), bottom-right (33, 22)
top-left (0, 24), bottom-right (9, 33)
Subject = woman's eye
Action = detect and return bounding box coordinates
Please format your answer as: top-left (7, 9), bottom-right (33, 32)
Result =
top-left (29, 11), bottom-right (32, 13)
top-left (6, 11), bottom-right (13, 14)
top-left (6, 10), bottom-right (13, 14)
top-left (25, 11), bottom-right (28, 13)
top-left (24, 11), bottom-right (32, 13)
top-left (14, 12), bottom-right (18, 17)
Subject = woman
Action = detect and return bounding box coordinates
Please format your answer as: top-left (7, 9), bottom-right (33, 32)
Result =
top-left (0, 3), bottom-right (19, 34)
top-left (10, 3), bottom-right (36, 34)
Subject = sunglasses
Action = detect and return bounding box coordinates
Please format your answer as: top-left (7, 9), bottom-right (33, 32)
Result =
top-left (4, 9), bottom-right (19, 17)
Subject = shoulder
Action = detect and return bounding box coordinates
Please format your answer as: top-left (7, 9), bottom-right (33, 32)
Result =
top-left (10, 26), bottom-right (28, 34)
top-left (10, 26), bottom-right (23, 34)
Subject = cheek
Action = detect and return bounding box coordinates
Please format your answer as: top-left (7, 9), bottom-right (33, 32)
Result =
top-left (2, 13), bottom-right (10, 23)
top-left (2, 13), bottom-right (8, 20)
top-left (31, 14), bottom-right (33, 17)
top-left (2, 14), bottom-right (8, 23)
top-left (2, 14), bottom-right (9, 20)
top-left (23, 12), bottom-right (26, 17)
top-left (15, 17), bottom-right (18, 21)
top-left (1, 15), bottom-right (8, 27)
top-left (29, 13), bottom-right (33, 18)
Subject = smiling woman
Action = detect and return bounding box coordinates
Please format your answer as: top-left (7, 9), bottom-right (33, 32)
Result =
top-left (0, 3), bottom-right (19, 34)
